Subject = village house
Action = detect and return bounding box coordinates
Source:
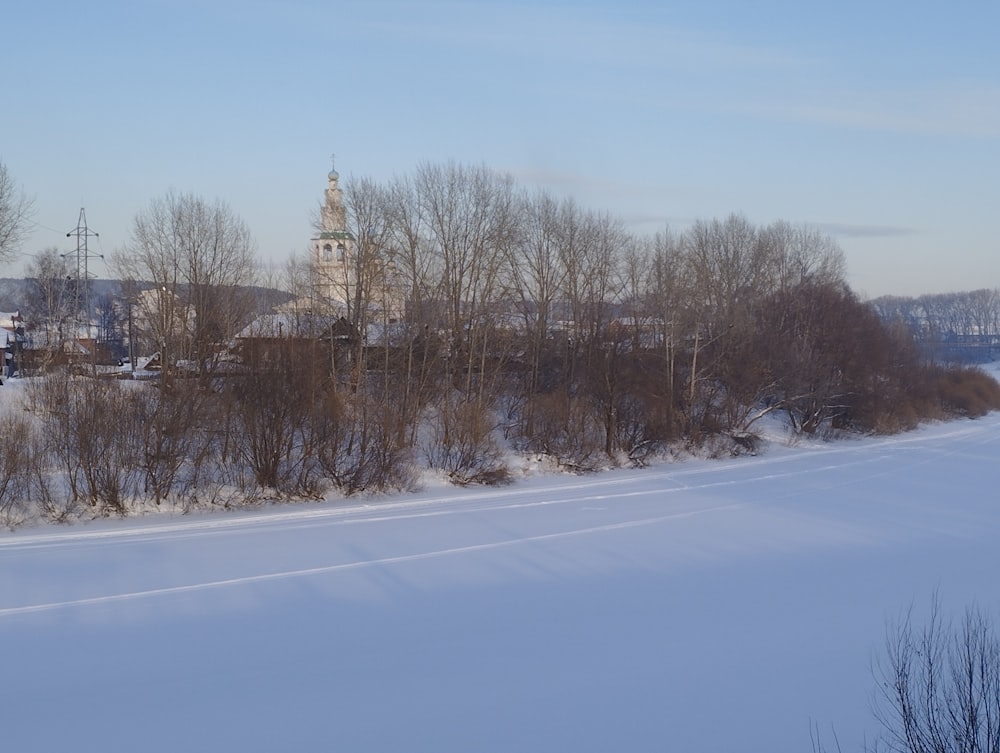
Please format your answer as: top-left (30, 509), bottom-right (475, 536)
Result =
top-left (0, 311), bottom-right (26, 379)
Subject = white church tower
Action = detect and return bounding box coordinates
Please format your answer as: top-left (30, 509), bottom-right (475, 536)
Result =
top-left (305, 158), bottom-right (405, 324)
top-left (311, 160), bottom-right (355, 313)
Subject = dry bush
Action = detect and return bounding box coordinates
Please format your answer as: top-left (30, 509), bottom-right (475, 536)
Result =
top-left (751, 281), bottom-right (934, 436)
top-left (617, 354), bottom-right (684, 465)
top-left (865, 364), bottom-right (945, 434)
top-left (517, 391), bottom-right (604, 472)
top-left (728, 431), bottom-right (761, 456)
top-left (225, 340), bottom-right (330, 497)
top-left (934, 365), bottom-right (1000, 418)
top-left (0, 416), bottom-right (39, 529)
top-left (423, 399), bottom-right (510, 485)
top-left (30, 375), bottom-right (143, 517)
top-left (607, 352), bottom-right (681, 454)
top-left (30, 460), bottom-right (79, 524)
top-left (134, 387), bottom-right (218, 505)
top-left (695, 431), bottom-right (760, 459)
top-left (221, 339), bottom-right (419, 499)
top-left (868, 399), bottom-right (924, 435)
top-left (13, 383), bottom-right (78, 523)
top-left (16, 425), bottom-right (79, 525)
top-left (315, 390), bottom-right (416, 496)
top-left (184, 461), bottom-right (265, 510)
top-left (626, 439), bottom-right (668, 467)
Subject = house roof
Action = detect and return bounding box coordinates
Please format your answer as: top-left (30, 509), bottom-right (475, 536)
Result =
top-left (317, 230), bottom-right (355, 242)
top-left (236, 312), bottom-right (357, 340)
top-left (0, 311), bottom-right (24, 334)
top-left (237, 313), bottom-right (305, 339)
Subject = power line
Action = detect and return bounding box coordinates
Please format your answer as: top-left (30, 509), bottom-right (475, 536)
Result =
top-left (25, 217), bottom-right (67, 237)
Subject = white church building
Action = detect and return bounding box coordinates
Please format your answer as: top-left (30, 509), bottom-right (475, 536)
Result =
top-left (307, 162), bottom-right (405, 324)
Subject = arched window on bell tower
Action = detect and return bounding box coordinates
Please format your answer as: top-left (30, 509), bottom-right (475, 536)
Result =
top-left (322, 243), bottom-right (333, 262)
top-left (336, 242), bottom-right (346, 262)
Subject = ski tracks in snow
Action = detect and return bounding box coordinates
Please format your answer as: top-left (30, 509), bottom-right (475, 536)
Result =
top-left (2, 414), bottom-right (998, 618)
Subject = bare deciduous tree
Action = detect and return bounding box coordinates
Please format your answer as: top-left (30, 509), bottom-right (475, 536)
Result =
top-left (507, 190), bottom-right (569, 398)
top-left (0, 160), bottom-right (35, 261)
top-left (413, 162), bottom-right (518, 480)
top-left (761, 220), bottom-right (847, 291)
top-left (115, 191), bottom-right (258, 387)
top-left (683, 213), bottom-right (773, 319)
top-left (23, 247), bottom-right (76, 366)
top-left (872, 597), bottom-right (1000, 753)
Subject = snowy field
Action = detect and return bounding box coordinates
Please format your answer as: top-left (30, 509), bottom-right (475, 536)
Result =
top-left (2, 394), bottom-right (1000, 751)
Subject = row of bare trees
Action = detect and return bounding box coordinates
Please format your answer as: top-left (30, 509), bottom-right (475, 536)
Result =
top-left (873, 289), bottom-right (1000, 363)
top-left (284, 164), bottom-right (992, 467)
top-left (3, 162), bottom-right (998, 526)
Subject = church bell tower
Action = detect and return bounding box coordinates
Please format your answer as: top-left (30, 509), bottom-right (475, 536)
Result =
top-left (311, 158), bottom-right (355, 310)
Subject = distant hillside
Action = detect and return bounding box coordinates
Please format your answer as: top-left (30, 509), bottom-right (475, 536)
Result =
top-left (0, 278), bottom-right (127, 312)
top-left (0, 278), bottom-right (293, 318)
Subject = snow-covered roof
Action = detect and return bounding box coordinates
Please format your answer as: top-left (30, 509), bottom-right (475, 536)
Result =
top-left (237, 312), bottom-right (354, 340)
top-left (365, 322), bottom-right (409, 346)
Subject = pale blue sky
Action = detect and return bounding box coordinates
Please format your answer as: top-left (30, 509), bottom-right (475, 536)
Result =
top-left (3, 0), bottom-right (998, 296)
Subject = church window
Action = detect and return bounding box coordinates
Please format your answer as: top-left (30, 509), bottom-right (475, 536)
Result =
top-left (336, 243), bottom-right (346, 261)
top-left (322, 244), bottom-right (333, 262)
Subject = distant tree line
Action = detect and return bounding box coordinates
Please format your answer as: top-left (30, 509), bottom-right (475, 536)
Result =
top-left (2, 161), bottom-right (999, 527)
top-left (872, 289), bottom-right (1000, 363)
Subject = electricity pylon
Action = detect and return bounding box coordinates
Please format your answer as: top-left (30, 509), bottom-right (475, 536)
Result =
top-left (64, 208), bottom-right (103, 339)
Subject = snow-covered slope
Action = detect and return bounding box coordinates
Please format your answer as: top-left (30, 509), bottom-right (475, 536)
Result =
top-left (2, 409), bottom-right (999, 751)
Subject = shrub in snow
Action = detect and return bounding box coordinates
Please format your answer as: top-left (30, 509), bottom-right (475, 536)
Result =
top-left (423, 400), bottom-right (511, 486)
top-left (934, 365), bottom-right (1000, 418)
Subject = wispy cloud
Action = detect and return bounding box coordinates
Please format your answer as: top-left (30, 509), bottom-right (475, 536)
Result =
top-left (362, 0), bottom-right (808, 73)
top-left (814, 222), bottom-right (918, 239)
top-left (507, 165), bottom-right (685, 203)
top-left (370, 4), bottom-right (1000, 140)
top-left (736, 82), bottom-right (1000, 139)
top-left (506, 166), bottom-right (608, 193)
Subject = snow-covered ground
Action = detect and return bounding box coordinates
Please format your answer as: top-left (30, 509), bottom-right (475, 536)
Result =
top-left (2, 389), bottom-right (999, 751)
